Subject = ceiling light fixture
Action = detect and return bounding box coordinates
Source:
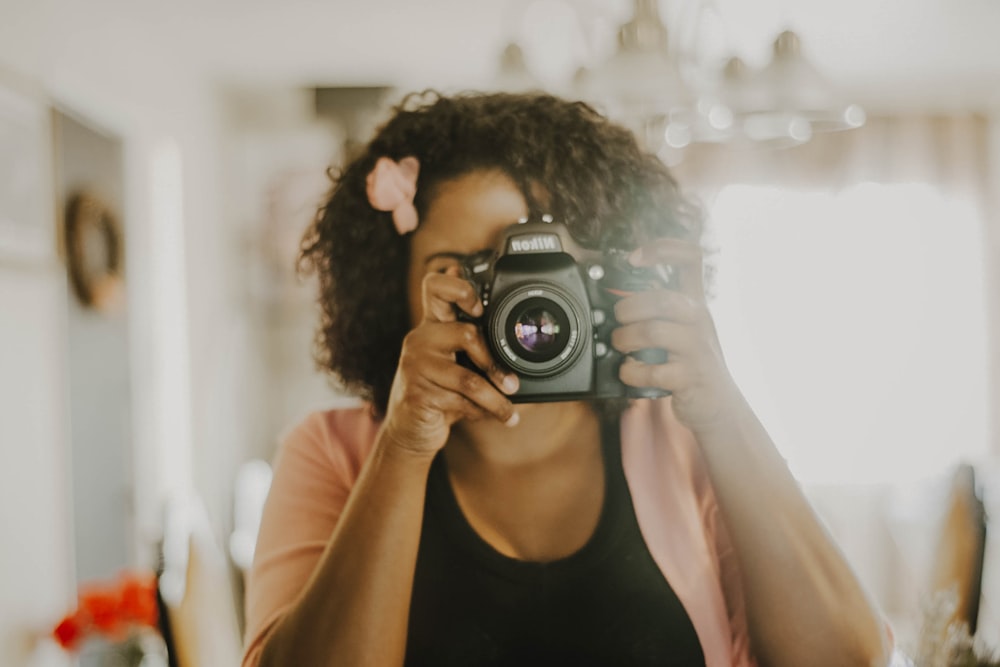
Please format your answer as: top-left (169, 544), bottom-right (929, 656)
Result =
top-left (495, 0), bottom-right (865, 157)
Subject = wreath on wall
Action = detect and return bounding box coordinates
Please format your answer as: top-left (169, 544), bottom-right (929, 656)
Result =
top-left (64, 191), bottom-right (124, 312)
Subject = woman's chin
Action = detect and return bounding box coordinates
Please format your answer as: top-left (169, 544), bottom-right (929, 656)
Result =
top-left (458, 400), bottom-right (586, 431)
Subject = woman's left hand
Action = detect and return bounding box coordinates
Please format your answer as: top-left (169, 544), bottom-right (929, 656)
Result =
top-left (612, 237), bottom-right (742, 432)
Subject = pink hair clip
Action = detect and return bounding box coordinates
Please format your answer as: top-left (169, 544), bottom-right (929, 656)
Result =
top-left (366, 156), bottom-right (420, 235)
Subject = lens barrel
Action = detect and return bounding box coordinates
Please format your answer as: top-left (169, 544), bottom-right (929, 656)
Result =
top-left (487, 284), bottom-right (585, 378)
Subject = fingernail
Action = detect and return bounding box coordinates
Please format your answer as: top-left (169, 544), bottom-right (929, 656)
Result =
top-left (505, 411), bottom-right (520, 428)
top-left (472, 300), bottom-right (484, 316)
top-left (502, 374), bottom-right (519, 394)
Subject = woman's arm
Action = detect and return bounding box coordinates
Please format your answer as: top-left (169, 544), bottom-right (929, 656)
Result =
top-left (253, 270), bottom-right (519, 667)
top-left (614, 238), bottom-right (890, 667)
top-left (258, 438), bottom-right (434, 667)
top-left (689, 392), bottom-right (890, 667)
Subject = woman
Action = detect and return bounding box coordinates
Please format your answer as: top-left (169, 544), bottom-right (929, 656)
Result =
top-left (242, 92), bottom-right (892, 666)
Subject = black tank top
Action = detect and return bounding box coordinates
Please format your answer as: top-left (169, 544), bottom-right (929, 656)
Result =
top-left (405, 419), bottom-right (706, 667)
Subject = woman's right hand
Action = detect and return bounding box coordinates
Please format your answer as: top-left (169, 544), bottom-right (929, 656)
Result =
top-left (379, 268), bottom-right (520, 458)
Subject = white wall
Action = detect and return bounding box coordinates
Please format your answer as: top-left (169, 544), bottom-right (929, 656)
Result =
top-left (12, 0), bottom-right (259, 526)
top-left (0, 267), bottom-right (75, 667)
top-left (219, 87), bottom-right (351, 463)
top-left (0, 79), bottom-right (74, 667)
top-left (0, 0), bottom-right (239, 645)
top-left (988, 115), bottom-right (1000, 458)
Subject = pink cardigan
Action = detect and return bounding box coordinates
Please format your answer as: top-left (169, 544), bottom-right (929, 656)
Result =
top-left (242, 398), bottom-right (757, 666)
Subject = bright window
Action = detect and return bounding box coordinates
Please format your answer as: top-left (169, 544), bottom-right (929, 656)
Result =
top-left (706, 183), bottom-right (990, 485)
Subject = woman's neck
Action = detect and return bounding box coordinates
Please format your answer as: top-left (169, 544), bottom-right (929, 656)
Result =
top-left (446, 400), bottom-right (601, 469)
top-left (442, 400), bottom-right (606, 561)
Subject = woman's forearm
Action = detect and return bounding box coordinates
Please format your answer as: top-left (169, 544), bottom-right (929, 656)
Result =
top-left (258, 436), bottom-right (435, 667)
top-left (692, 395), bottom-right (891, 667)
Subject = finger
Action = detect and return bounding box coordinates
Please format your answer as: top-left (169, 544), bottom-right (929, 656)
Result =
top-left (425, 359), bottom-right (519, 426)
top-left (453, 324), bottom-right (520, 395)
top-left (414, 322), bottom-right (519, 395)
top-left (613, 288), bottom-right (702, 326)
top-left (612, 320), bottom-right (694, 356)
top-left (629, 238), bottom-right (705, 300)
top-left (421, 271), bottom-right (483, 323)
top-left (428, 389), bottom-right (490, 423)
top-left (619, 358), bottom-right (687, 392)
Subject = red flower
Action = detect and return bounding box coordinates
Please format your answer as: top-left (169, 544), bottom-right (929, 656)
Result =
top-left (51, 570), bottom-right (161, 652)
top-left (120, 573), bottom-right (158, 628)
top-left (79, 586), bottom-right (123, 636)
top-left (52, 613), bottom-right (84, 651)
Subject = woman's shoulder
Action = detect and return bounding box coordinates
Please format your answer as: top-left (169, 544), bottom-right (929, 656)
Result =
top-left (276, 401), bottom-right (382, 483)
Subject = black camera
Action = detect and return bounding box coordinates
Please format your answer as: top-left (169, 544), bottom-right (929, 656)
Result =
top-left (459, 216), bottom-right (674, 404)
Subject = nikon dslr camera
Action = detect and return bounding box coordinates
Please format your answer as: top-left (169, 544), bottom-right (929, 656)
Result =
top-left (459, 216), bottom-right (674, 404)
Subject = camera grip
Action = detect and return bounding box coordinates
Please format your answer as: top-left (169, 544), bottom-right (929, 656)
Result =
top-left (630, 348), bottom-right (667, 365)
top-left (625, 348), bottom-right (670, 399)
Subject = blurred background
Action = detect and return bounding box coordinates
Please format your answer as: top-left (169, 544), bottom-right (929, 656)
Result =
top-left (1, 0), bottom-right (998, 664)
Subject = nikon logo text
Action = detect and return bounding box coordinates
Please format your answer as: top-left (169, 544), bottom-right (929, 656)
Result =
top-left (510, 235), bottom-right (560, 253)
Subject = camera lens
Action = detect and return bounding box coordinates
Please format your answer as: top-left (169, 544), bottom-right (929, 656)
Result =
top-left (488, 286), bottom-right (583, 378)
top-left (508, 298), bottom-right (570, 362)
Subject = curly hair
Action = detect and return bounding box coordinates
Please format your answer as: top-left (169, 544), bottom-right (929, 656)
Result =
top-left (299, 90), bottom-right (702, 417)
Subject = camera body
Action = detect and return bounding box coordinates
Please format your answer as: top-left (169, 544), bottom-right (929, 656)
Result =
top-left (459, 217), bottom-right (672, 404)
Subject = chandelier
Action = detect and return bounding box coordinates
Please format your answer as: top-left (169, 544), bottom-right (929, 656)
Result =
top-left (494, 0), bottom-right (865, 159)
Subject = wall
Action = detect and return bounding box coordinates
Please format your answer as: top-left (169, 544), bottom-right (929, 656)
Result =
top-left (219, 86), bottom-right (351, 465)
top-left (0, 14), bottom-right (237, 667)
top-left (0, 0), bottom-right (243, 552)
top-left (988, 116), bottom-right (1000, 459)
top-left (0, 77), bottom-right (74, 667)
